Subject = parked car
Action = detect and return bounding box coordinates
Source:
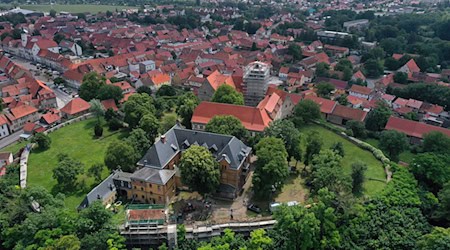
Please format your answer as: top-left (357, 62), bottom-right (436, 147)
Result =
top-left (247, 204), bottom-right (261, 213)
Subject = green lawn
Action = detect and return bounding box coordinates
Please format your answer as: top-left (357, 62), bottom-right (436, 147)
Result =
top-left (299, 125), bottom-right (386, 196)
top-left (27, 119), bottom-right (126, 210)
top-left (0, 4), bottom-right (137, 13)
top-left (1, 140), bottom-right (28, 155)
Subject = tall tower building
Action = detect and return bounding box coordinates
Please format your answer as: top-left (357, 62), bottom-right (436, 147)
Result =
top-left (243, 61), bottom-right (271, 106)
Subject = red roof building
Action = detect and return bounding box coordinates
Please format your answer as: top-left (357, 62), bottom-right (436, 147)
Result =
top-left (61, 98), bottom-right (91, 118)
top-left (327, 105), bottom-right (368, 125)
top-left (101, 99), bottom-right (119, 111)
top-left (191, 101), bottom-right (272, 134)
top-left (304, 95), bottom-right (337, 116)
top-left (385, 116), bottom-right (450, 144)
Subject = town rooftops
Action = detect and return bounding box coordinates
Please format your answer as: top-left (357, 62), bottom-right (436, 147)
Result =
top-left (385, 116), bottom-right (450, 139)
top-left (192, 101), bottom-right (272, 132)
top-left (61, 97), bottom-right (90, 115)
top-left (137, 125), bottom-right (252, 171)
top-left (130, 167), bottom-right (176, 185)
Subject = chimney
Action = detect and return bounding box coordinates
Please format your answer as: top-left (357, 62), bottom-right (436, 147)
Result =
top-left (161, 135), bottom-right (166, 143)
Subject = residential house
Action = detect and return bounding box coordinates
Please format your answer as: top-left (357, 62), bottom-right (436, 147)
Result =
top-left (323, 44), bottom-right (349, 58)
top-left (40, 109), bottom-right (61, 126)
top-left (5, 104), bottom-right (39, 132)
top-left (0, 115), bottom-right (10, 139)
top-left (101, 99), bottom-right (119, 111)
top-left (265, 85), bottom-right (303, 119)
top-left (304, 95), bottom-right (337, 119)
top-left (59, 40), bottom-right (83, 56)
top-left (0, 152), bottom-right (13, 177)
top-left (138, 60), bottom-right (156, 74)
top-left (113, 81), bottom-right (135, 95)
top-left (385, 116), bottom-right (450, 144)
top-left (398, 59), bottom-right (421, 76)
top-left (381, 94), bottom-right (396, 107)
top-left (135, 125), bottom-right (252, 201)
top-left (60, 97), bottom-right (91, 119)
top-left (393, 97), bottom-right (408, 109)
top-left (348, 85), bottom-right (372, 100)
top-left (327, 105), bottom-right (368, 125)
top-left (405, 98), bottom-right (423, 112)
top-left (197, 70), bottom-right (236, 101)
top-left (192, 101), bottom-right (272, 136)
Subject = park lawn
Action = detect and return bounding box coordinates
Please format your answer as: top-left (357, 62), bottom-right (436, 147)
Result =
top-left (27, 118), bottom-right (126, 210)
top-left (2, 140), bottom-right (28, 155)
top-left (0, 4), bottom-right (137, 13)
top-left (274, 174), bottom-right (309, 203)
top-left (300, 125), bottom-right (386, 196)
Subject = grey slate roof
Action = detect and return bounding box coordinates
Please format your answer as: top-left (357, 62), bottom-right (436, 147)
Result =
top-left (137, 125), bottom-right (252, 171)
top-left (78, 173), bottom-right (116, 209)
top-left (130, 168), bottom-right (176, 185)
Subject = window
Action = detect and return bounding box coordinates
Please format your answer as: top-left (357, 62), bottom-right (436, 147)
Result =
top-left (142, 195), bottom-right (145, 199)
top-left (148, 184), bottom-right (152, 188)
top-left (159, 196), bottom-right (162, 201)
top-left (141, 187), bottom-right (144, 191)
top-left (157, 185), bottom-right (161, 191)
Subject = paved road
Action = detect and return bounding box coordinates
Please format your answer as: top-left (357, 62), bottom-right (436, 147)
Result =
top-left (0, 130), bottom-right (23, 150)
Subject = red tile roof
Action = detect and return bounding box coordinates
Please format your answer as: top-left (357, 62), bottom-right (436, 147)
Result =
top-left (206, 70), bottom-right (235, 90)
top-left (61, 97), bottom-right (90, 115)
top-left (101, 99), bottom-right (118, 111)
top-left (349, 85), bottom-right (372, 95)
top-left (41, 111), bottom-right (60, 125)
top-left (404, 59), bottom-right (421, 73)
top-left (385, 116), bottom-right (450, 139)
top-left (304, 95), bottom-right (337, 114)
top-left (331, 105), bottom-right (368, 122)
top-left (10, 104), bottom-right (38, 120)
top-left (192, 101), bottom-right (272, 132)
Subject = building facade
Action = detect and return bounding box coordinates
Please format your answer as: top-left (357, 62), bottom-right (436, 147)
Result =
top-left (242, 62), bottom-right (271, 106)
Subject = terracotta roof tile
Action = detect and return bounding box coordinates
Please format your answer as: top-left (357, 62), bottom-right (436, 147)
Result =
top-left (61, 97), bottom-right (90, 115)
top-left (192, 101), bottom-right (272, 132)
top-left (385, 116), bottom-right (450, 139)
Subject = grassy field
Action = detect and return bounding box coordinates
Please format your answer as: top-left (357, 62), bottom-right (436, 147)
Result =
top-left (0, 4), bottom-right (137, 13)
top-left (1, 140), bottom-right (28, 155)
top-left (27, 118), bottom-right (126, 210)
top-left (298, 125), bottom-right (386, 196)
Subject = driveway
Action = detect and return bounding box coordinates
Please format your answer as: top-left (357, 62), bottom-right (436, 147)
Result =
top-left (0, 130), bottom-right (23, 150)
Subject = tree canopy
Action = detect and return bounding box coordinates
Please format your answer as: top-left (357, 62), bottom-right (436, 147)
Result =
top-left (206, 115), bottom-right (248, 139)
top-left (252, 137), bottom-right (289, 199)
top-left (179, 145), bottom-right (220, 195)
top-left (211, 85), bottom-right (244, 105)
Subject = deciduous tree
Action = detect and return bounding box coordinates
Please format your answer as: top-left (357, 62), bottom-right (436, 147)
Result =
top-left (211, 84), bottom-right (244, 105)
top-left (252, 137), bottom-right (289, 199)
top-left (351, 161), bottom-right (367, 195)
top-left (32, 133), bottom-right (51, 150)
top-left (179, 145), bottom-right (220, 195)
top-left (52, 154), bottom-right (84, 191)
top-left (379, 130), bottom-right (408, 162)
top-left (104, 141), bottom-right (138, 172)
top-left (206, 115), bottom-right (248, 139)
top-left (293, 99), bottom-right (321, 126)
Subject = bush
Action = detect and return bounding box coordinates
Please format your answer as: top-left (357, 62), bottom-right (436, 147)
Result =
top-left (32, 133), bottom-right (51, 150)
top-left (94, 123), bottom-right (103, 137)
top-left (108, 118), bottom-right (123, 131)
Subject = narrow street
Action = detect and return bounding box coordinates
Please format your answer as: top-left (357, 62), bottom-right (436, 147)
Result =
top-left (0, 130), bottom-right (23, 150)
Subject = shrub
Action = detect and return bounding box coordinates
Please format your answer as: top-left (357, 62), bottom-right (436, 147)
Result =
top-left (94, 123), bottom-right (103, 137)
top-left (108, 118), bottom-right (123, 131)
